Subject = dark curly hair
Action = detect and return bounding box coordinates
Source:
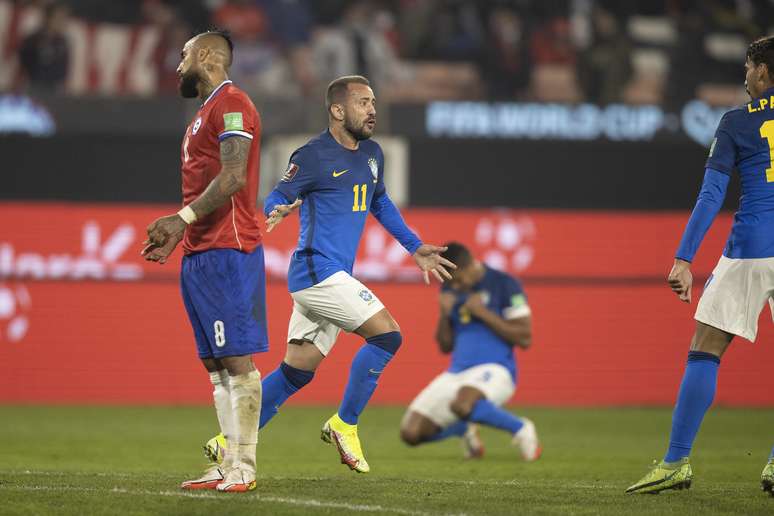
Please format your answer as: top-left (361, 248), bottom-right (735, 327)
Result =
top-left (440, 242), bottom-right (473, 269)
top-left (746, 36), bottom-right (774, 81)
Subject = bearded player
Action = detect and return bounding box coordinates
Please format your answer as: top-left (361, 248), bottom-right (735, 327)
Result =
top-left (627, 36), bottom-right (774, 495)
top-left (205, 75), bottom-right (455, 473)
top-left (142, 30), bottom-right (265, 493)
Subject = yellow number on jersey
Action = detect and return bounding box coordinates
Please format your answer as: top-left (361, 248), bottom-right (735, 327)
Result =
top-left (352, 184), bottom-right (367, 211)
top-left (759, 120), bottom-right (774, 182)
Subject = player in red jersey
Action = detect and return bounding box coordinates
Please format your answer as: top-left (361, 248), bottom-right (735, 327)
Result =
top-left (142, 30), bottom-right (266, 493)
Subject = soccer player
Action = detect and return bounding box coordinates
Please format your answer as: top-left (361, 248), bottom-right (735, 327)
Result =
top-left (626, 36), bottom-right (774, 495)
top-left (398, 243), bottom-right (541, 461)
top-left (208, 75), bottom-right (454, 473)
top-left (142, 30), bottom-right (266, 493)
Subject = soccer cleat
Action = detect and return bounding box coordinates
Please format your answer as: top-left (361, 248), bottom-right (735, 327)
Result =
top-left (626, 458), bottom-right (693, 494)
top-left (216, 464), bottom-right (256, 493)
top-left (762, 459), bottom-right (774, 496)
top-left (321, 413), bottom-right (370, 473)
top-left (511, 418), bottom-right (542, 461)
top-left (204, 433), bottom-right (227, 464)
top-left (462, 423), bottom-right (485, 459)
top-left (180, 463), bottom-right (224, 490)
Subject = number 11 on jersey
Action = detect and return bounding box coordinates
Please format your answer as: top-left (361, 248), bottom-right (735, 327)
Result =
top-left (352, 184), bottom-right (367, 211)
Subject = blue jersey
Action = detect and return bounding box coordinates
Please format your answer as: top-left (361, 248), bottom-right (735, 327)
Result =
top-left (706, 86), bottom-right (774, 259)
top-left (267, 130), bottom-right (422, 292)
top-left (446, 266), bottom-right (530, 381)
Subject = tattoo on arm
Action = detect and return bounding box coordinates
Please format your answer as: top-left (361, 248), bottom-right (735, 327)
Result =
top-left (190, 136), bottom-right (251, 218)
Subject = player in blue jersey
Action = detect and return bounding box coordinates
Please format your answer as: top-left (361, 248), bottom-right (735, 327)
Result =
top-left (398, 243), bottom-right (541, 461)
top-left (627, 37), bottom-right (774, 495)
top-left (236, 75), bottom-right (454, 473)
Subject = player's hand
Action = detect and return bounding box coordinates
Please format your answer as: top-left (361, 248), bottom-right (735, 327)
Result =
top-left (668, 258), bottom-right (693, 303)
top-left (439, 291), bottom-right (456, 316)
top-left (141, 231), bottom-right (183, 264)
top-left (461, 293), bottom-right (487, 317)
top-left (142, 214), bottom-right (186, 264)
top-left (265, 199), bottom-right (302, 233)
top-left (413, 244), bottom-right (456, 284)
top-left (144, 214), bottom-right (186, 248)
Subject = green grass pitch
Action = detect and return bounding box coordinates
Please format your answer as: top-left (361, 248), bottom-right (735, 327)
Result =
top-left (0, 406), bottom-right (772, 515)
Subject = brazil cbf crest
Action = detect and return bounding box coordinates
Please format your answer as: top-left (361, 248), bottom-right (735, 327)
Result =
top-left (359, 289), bottom-right (374, 303)
top-left (368, 157), bottom-right (378, 183)
top-left (192, 117), bottom-right (202, 135)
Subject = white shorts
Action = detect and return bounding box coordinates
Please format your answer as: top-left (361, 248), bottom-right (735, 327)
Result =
top-left (287, 271), bottom-right (385, 355)
top-left (695, 256), bottom-right (774, 342)
top-left (407, 363), bottom-right (516, 428)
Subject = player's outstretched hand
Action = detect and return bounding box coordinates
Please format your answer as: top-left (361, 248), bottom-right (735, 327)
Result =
top-left (667, 258), bottom-right (693, 303)
top-left (265, 199), bottom-right (303, 233)
top-left (413, 244), bottom-right (456, 284)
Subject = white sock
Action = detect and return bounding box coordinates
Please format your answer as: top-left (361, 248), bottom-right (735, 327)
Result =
top-left (229, 370), bottom-right (262, 473)
top-left (209, 370), bottom-right (236, 470)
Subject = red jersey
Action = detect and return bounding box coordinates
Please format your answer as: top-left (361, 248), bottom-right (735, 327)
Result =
top-left (180, 81), bottom-right (262, 254)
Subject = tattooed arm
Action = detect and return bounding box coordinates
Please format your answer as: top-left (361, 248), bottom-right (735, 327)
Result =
top-left (189, 136), bottom-right (251, 218)
top-left (142, 137), bottom-right (251, 263)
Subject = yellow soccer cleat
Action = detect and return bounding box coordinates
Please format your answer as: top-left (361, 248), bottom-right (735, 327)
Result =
top-left (321, 413), bottom-right (370, 473)
top-left (762, 459), bottom-right (774, 496)
top-left (204, 433), bottom-right (227, 464)
top-left (626, 458), bottom-right (692, 494)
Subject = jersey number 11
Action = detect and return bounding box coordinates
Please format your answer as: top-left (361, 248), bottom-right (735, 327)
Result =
top-left (352, 184), bottom-right (368, 211)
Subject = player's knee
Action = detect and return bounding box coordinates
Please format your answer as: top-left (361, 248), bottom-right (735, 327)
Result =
top-left (366, 331), bottom-right (402, 355)
top-left (399, 426), bottom-right (422, 446)
top-left (279, 361), bottom-right (314, 390)
top-left (449, 398), bottom-right (475, 420)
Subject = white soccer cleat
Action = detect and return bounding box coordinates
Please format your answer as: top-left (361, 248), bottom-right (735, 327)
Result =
top-left (511, 418), bottom-right (542, 461)
top-left (216, 464), bottom-right (256, 493)
top-left (462, 423), bottom-right (485, 459)
top-left (180, 463), bottom-right (224, 490)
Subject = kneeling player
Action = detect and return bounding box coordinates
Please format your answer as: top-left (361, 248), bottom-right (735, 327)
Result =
top-left (399, 243), bottom-right (541, 461)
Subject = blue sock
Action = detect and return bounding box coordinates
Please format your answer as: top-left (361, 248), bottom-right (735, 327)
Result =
top-left (769, 445), bottom-right (774, 461)
top-left (338, 331), bottom-right (402, 425)
top-left (664, 351), bottom-right (720, 463)
top-left (426, 421), bottom-right (468, 442)
top-left (259, 362), bottom-right (314, 429)
top-left (467, 399), bottom-right (524, 434)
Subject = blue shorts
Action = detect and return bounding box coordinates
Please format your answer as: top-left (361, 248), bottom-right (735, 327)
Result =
top-left (180, 246), bottom-right (269, 359)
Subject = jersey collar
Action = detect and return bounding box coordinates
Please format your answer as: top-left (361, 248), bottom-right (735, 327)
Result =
top-left (202, 80), bottom-right (232, 106)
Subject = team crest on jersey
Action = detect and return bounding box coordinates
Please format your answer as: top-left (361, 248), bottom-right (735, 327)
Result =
top-left (359, 289), bottom-right (374, 303)
top-left (192, 117), bottom-right (202, 135)
top-left (281, 163), bottom-right (299, 182)
top-left (368, 157), bottom-right (378, 183)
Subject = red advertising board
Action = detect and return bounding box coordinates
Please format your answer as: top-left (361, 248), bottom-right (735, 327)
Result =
top-left (0, 202), bottom-right (771, 406)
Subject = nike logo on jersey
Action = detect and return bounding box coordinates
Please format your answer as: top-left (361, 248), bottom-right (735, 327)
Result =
top-left (332, 169), bottom-right (349, 177)
top-left (368, 368), bottom-right (383, 376)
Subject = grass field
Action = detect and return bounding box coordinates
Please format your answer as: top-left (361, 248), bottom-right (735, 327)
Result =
top-left (0, 406), bottom-right (772, 515)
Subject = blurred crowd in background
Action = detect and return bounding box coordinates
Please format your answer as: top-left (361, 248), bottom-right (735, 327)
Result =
top-left (6, 0), bottom-right (774, 107)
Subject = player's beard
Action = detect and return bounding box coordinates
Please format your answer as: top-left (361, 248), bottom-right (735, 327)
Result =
top-left (344, 117), bottom-right (375, 141)
top-left (178, 69), bottom-right (201, 99)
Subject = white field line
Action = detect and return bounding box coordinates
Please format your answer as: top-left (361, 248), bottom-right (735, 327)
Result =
top-left (2, 470), bottom-right (614, 489)
top-left (0, 484), bottom-right (462, 516)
